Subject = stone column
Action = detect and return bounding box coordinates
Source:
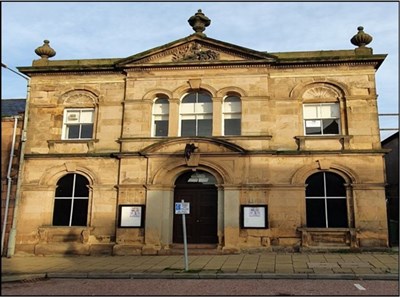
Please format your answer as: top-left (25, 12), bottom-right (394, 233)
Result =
top-left (143, 185), bottom-right (174, 254)
top-left (212, 97), bottom-right (223, 136)
top-left (222, 186), bottom-right (240, 252)
top-left (168, 98), bottom-right (179, 136)
top-left (352, 183), bottom-right (388, 247)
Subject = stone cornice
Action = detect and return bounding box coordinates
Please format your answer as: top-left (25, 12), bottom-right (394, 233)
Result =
top-left (18, 59), bottom-right (384, 77)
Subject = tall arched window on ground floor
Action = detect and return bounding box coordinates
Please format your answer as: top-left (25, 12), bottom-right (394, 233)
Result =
top-left (305, 172), bottom-right (348, 228)
top-left (53, 173), bottom-right (89, 226)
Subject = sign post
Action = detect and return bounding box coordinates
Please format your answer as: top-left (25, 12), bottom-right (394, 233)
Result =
top-left (175, 199), bottom-right (190, 271)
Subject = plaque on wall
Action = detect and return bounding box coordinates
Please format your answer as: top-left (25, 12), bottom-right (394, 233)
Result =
top-left (240, 205), bottom-right (268, 229)
top-left (118, 205), bottom-right (145, 228)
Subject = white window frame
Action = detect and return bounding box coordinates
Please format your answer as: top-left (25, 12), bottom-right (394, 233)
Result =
top-left (179, 92), bottom-right (213, 136)
top-left (152, 97), bottom-right (169, 137)
top-left (222, 96), bottom-right (241, 136)
top-left (62, 108), bottom-right (95, 140)
top-left (303, 103), bottom-right (340, 136)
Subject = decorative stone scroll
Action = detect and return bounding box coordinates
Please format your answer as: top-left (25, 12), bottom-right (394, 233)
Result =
top-left (172, 43), bottom-right (220, 62)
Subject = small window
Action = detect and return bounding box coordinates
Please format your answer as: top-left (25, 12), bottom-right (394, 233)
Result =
top-left (303, 103), bottom-right (340, 135)
top-left (62, 109), bottom-right (94, 140)
top-left (180, 91), bottom-right (213, 136)
top-left (305, 172), bottom-right (348, 228)
top-left (223, 96), bottom-right (241, 136)
top-left (53, 173), bottom-right (89, 226)
top-left (152, 97), bottom-right (169, 136)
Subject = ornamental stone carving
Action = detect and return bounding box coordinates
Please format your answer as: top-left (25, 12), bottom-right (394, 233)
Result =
top-left (350, 26), bottom-right (373, 48)
top-left (188, 9), bottom-right (211, 37)
top-left (172, 43), bottom-right (220, 62)
top-left (35, 40), bottom-right (56, 59)
top-left (302, 86), bottom-right (339, 100)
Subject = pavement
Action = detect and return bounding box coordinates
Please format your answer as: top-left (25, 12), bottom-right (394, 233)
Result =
top-left (1, 250), bottom-right (399, 283)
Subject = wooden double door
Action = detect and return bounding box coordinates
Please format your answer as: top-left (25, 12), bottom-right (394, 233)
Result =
top-left (173, 185), bottom-right (218, 244)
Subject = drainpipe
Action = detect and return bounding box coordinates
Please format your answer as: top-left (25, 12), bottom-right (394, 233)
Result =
top-left (7, 78), bottom-right (30, 257)
top-left (1, 116), bottom-right (18, 256)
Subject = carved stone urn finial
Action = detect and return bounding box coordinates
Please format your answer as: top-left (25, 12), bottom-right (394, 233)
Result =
top-left (35, 40), bottom-right (56, 59)
top-left (350, 26), bottom-right (373, 48)
top-left (188, 9), bottom-right (211, 37)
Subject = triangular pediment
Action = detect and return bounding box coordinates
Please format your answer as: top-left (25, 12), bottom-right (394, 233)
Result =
top-left (116, 35), bottom-right (277, 67)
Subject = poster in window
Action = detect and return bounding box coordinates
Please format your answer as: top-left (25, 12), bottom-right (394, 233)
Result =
top-left (118, 205), bottom-right (145, 228)
top-left (240, 205), bottom-right (268, 229)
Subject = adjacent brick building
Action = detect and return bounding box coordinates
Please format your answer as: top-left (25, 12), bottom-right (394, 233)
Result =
top-left (1, 99), bottom-right (25, 256)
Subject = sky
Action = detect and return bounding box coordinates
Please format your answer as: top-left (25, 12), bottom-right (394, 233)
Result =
top-left (2, 1), bottom-right (398, 140)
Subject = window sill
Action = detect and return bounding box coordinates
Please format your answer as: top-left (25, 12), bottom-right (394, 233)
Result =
top-left (294, 135), bottom-right (352, 150)
top-left (297, 227), bottom-right (358, 248)
top-left (38, 226), bottom-right (94, 243)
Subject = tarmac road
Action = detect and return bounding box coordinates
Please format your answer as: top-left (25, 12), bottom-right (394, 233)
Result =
top-left (2, 278), bottom-right (399, 296)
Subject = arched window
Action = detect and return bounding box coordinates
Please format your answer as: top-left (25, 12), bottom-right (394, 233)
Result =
top-left (223, 95), bottom-right (241, 136)
top-left (53, 173), bottom-right (89, 226)
top-left (180, 91), bottom-right (212, 136)
top-left (152, 96), bottom-right (169, 136)
top-left (305, 172), bottom-right (348, 228)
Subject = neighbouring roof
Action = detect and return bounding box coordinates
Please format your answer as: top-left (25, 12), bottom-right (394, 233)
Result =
top-left (382, 131), bottom-right (399, 145)
top-left (1, 99), bottom-right (26, 117)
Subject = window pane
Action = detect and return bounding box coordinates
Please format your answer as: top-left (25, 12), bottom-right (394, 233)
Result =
top-left (195, 102), bottom-right (212, 113)
top-left (305, 126), bottom-right (322, 135)
top-left (67, 125), bottom-right (80, 139)
top-left (80, 110), bottom-right (94, 123)
top-left (74, 174), bottom-right (89, 197)
top-left (154, 99), bottom-right (169, 114)
top-left (52, 199), bottom-right (72, 226)
top-left (155, 98), bottom-right (169, 104)
top-left (327, 199), bottom-right (348, 227)
top-left (56, 174), bottom-right (74, 197)
top-left (325, 173), bottom-right (346, 197)
top-left (306, 173), bottom-right (324, 197)
top-left (322, 119), bottom-right (339, 134)
top-left (182, 93), bottom-right (196, 103)
top-left (155, 120), bottom-right (168, 136)
top-left (71, 199), bottom-right (88, 226)
top-left (198, 119), bottom-right (212, 136)
top-left (181, 103), bottom-right (195, 113)
top-left (181, 120), bottom-right (196, 136)
top-left (197, 92), bottom-right (212, 103)
top-left (224, 119), bottom-right (241, 135)
top-left (224, 101), bottom-right (241, 113)
top-left (80, 124), bottom-right (93, 139)
top-left (320, 104), bottom-right (339, 118)
top-left (225, 96), bottom-right (240, 103)
top-left (66, 111), bottom-right (80, 123)
top-left (306, 199), bottom-right (326, 227)
top-left (303, 105), bottom-right (318, 119)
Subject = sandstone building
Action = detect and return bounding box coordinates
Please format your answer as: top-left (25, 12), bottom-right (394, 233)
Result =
top-left (13, 10), bottom-right (389, 255)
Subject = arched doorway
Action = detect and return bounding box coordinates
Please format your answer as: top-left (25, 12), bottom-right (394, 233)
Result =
top-left (173, 170), bottom-right (218, 244)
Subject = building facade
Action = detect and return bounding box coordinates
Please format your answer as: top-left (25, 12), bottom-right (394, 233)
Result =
top-left (13, 11), bottom-right (389, 256)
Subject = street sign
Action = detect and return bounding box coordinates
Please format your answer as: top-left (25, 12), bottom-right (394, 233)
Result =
top-left (175, 202), bottom-right (190, 214)
top-left (176, 199), bottom-right (190, 271)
